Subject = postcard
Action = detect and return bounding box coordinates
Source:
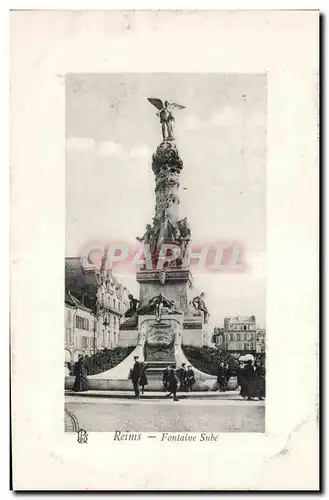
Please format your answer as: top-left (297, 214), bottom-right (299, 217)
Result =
top-left (11, 10), bottom-right (319, 490)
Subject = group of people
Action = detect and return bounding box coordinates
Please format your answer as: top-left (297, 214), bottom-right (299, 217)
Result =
top-left (216, 362), bottom-right (231, 392)
top-left (217, 357), bottom-right (265, 400)
top-left (236, 357), bottom-right (265, 401)
top-left (130, 357), bottom-right (195, 402)
top-left (163, 363), bottom-right (195, 400)
top-left (70, 353), bottom-right (265, 403)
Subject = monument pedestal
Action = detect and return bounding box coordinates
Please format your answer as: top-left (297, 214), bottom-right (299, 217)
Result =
top-left (136, 268), bottom-right (193, 314)
top-left (64, 312), bottom-right (218, 391)
top-left (136, 268), bottom-right (205, 347)
top-left (137, 313), bottom-right (183, 374)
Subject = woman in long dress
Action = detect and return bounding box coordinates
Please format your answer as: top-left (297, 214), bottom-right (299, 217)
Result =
top-left (243, 360), bottom-right (257, 400)
top-left (237, 361), bottom-right (247, 398)
top-left (241, 360), bottom-right (264, 401)
top-left (72, 355), bottom-right (89, 392)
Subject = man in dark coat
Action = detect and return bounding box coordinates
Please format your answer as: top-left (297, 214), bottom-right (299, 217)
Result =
top-left (177, 363), bottom-right (187, 391)
top-left (139, 362), bottom-right (148, 394)
top-left (255, 360), bottom-right (266, 400)
top-left (186, 365), bottom-right (195, 392)
top-left (225, 363), bottom-right (231, 388)
top-left (217, 362), bottom-right (227, 392)
top-left (131, 356), bottom-right (142, 398)
top-left (162, 366), bottom-right (171, 391)
top-left (167, 366), bottom-right (179, 401)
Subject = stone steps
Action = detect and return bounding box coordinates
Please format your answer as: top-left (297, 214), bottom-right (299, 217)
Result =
top-left (144, 361), bottom-right (176, 376)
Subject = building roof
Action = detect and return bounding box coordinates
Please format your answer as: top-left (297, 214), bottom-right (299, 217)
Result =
top-left (65, 257), bottom-right (129, 314)
top-left (225, 315), bottom-right (256, 324)
top-left (65, 258), bottom-right (98, 313)
top-left (65, 290), bottom-right (92, 313)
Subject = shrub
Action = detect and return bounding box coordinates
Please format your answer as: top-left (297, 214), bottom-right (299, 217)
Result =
top-left (182, 345), bottom-right (239, 376)
top-left (182, 345), bottom-right (265, 375)
top-left (83, 346), bottom-right (134, 375)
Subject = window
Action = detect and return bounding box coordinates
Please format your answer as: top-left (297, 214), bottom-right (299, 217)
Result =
top-left (244, 325), bottom-right (247, 331)
top-left (237, 334), bottom-right (240, 341)
top-left (230, 333), bottom-right (233, 341)
top-left (76, 315), bottom-right (89, 331)
top-left (66, 328), bottom-right (73, 343)
top-left (113, 299), bottom-right (116, 310)
top-left (81, 336), bottom-right (88, 348)
top-left (244, 334), bottom-right (247, 340)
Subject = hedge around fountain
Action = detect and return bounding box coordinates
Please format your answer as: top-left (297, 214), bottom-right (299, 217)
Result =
top-left (182, 345), bottom-right (238, 376)
top-left (69, 346), bottom-right (135, 376)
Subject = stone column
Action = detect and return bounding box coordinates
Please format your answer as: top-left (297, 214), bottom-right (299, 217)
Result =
top-left (152, 140), bottom-right (183, 227)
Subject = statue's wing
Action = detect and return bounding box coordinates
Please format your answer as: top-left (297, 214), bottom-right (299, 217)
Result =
top-left (168, 102), bottom-right (186, 111)
top-left (147, 97), bottom-right (164, 110)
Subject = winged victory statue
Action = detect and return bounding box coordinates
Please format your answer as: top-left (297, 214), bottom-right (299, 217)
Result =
top-left (147, 98), bottom-right (185, 141)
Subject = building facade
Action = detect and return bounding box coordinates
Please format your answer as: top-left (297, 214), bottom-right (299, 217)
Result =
top-left (255, 328), bottom-right (266, 354)
top-left (96, 274), bottom-right (130, 350)
top-left (213, 315), bottom-right (266, 355)
top-left (224, 315), bottom-right (257, 352)
top-left (65, 258), bottom-right (130, 362)
top-left (65, 292), bottom-right (96, 362)
top-left (212, 327), bottom-right (225, 347)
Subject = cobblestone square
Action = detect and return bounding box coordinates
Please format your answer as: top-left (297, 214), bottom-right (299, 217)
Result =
top-left (65, 396), bottom-right (265, 433)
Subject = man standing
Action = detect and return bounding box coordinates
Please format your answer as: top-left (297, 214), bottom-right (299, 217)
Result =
top-left (131, 356), bottom-right (142, 399)
top-left (167, 366), bottom-right (179, 402)
top-left (217, 362), bottom-right (227, 392)
top-left (225, 363), bottom-right (231, 389)
top-left (255, 359), bottom-right (266, 400)
top-left (162, 366), bottom-right (171, 392)
top-left (186, 365), bottom-right (195, 392)
top-left (177, 363), bottom-right (187, 391)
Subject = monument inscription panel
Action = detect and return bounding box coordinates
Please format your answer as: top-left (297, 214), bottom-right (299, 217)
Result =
top-left (140, 318), bottom-right (180, 363)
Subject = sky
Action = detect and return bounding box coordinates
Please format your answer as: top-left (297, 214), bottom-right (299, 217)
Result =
top-left (65, 73), bottom-right (266, 328)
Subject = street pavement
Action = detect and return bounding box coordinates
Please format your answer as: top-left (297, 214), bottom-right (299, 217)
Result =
top-left (65, 395), bottom-right (265, 433)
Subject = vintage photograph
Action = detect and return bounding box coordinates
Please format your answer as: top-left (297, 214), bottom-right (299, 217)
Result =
top-left (64, 73), bottom-right (266, 433)
top-left (10, 8), bottom-right (319, 490)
